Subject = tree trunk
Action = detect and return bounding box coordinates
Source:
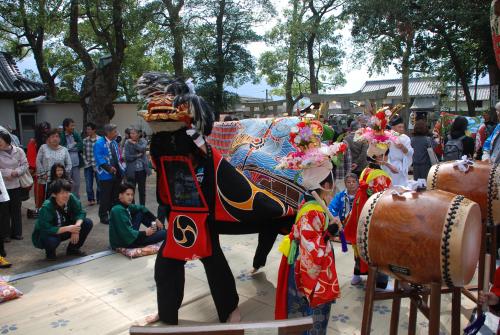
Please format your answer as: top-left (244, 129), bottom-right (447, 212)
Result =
top-left (307, 33), bottom-right (318, 94)
top-left (441, 30), bottom-right (475, 116)
top-left (65, 0), bottom-right (125, 129)
top-left (20, 0), bottom-right (57, 100)
top-left (164, 0), bottom-right (185, 77)
top-left (285, 0), bottom-right (304, 115)
top-left (212, 0), bottom-right (226, 120)
top-left (401, 34), bottom-right (413, 130)
top-left (80, 64), bottom-right (118, 130)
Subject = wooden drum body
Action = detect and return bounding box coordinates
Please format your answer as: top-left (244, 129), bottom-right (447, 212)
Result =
top-left (357, 189), bottom-right (481, 287)
top-left (427, 161), bottom-right (500, 224)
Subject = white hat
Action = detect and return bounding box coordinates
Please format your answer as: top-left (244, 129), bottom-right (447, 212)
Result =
top-left (301, 159), bottom-right (333, 190)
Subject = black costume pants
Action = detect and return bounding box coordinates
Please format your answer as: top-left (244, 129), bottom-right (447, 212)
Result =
top-left (154, 234), bottom-right (239, 325)
top-left (252, 228), bottom-right (279, 270)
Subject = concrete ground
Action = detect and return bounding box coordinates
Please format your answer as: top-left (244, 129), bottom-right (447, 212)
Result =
top-left (1, 171), bottom-right (159, 276)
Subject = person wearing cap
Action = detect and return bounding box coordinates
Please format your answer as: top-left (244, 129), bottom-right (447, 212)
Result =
top-left (387, 116), bottom-right (413, 187)
top-left (482, 102), bottom-right (500, 164)
top-left (275, 119), bottom-right (346, 333)
top-left (109, 183), bottom-right (165, 249)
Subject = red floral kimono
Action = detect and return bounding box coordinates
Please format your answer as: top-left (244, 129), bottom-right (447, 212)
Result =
top-left (276, 200), bottom-right (340, 319)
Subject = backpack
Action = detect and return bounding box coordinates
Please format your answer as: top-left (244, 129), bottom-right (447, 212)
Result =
top-left (443, 135), bottom-right (465, 161)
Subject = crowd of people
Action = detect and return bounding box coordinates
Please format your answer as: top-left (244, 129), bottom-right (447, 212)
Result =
top-left (0, 120), bottom-right (157, 268)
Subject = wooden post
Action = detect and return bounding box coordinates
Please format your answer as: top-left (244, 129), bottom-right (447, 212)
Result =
top-left (428, 283), bottom-right (441, 335)
top-left (389, 279), bottom-right (401, 335)
top-left (408, 298), bottom-right (417, 335)
top-left (451, 287), bottom-right (461, 335)
top-left (361, 266), bottom-right (377, 335)
top-left (478, 222), bottom-right (487, 306)
top-left (491, 226), bottom-right (497, 283)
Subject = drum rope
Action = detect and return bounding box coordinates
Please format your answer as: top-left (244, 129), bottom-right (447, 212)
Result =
top-left (487, 163), bottom-right (499, 226)
top-left (360, 191), bottom-right (384, 264)
top-left (430, 163), bottom-right (441, 190)
top-left (441, 195), bottom-right (465, 288)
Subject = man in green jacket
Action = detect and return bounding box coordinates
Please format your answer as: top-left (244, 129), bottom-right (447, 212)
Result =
top-left (32, 179), bottom-right (93, 260)
top-left (109, 183), bottom-right (165, 249)
top-left (60, 118), bottom-right (84, 198)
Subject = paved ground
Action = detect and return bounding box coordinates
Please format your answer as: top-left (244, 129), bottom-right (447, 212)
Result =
top-left (1, 171), bottom-right (159, 276)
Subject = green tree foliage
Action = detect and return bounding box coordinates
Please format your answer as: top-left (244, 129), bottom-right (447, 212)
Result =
top-left (416, 0), bottom-right (491, 115)
top-left (345, 0), bottom-right (492, 116)
top-left (345, 0), bottom-right (429, 123)
top-left (259, 0), bottom-right (345, 114)
top-left (0, 0), bottom-right (68, 100)
top-left (188, 0), bottom-right (274, 119)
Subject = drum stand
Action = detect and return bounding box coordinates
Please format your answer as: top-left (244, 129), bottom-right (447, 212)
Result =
top-left (361, 266), bottom-right (462, 335)
top-left (459, 224), bottom-right (496, 306)
top-left (361, 228), bottom-right (497, 335)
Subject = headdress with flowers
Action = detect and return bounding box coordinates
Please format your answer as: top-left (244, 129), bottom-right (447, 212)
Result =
top-left (277, 119), bottom-right (347, 171)
top-left (353, 105), bottom-right (404, 154)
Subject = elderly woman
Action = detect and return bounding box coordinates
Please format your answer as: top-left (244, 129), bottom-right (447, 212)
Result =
top-left (0, 131), bottom-right (29, 241)
top-left (124, 127), bottom-right (150, 205)
top-left (36, 128), bottom-right (72, 195)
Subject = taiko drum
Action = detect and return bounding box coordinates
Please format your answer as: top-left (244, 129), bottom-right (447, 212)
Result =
top-left (356, 189), bottom-right (481, 287)
top-left (427, 161), bottom-right (500, 224)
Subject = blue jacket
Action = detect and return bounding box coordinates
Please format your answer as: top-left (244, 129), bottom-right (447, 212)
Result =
top-left (93, 137), bottom-right (125, 181)
top-left (328, 190), bottom-right (355, 222)
top-left (483, 124), bottom-right (500, 157)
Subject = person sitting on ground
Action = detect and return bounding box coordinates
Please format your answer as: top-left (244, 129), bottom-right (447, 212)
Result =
top-left (109, 183), bottom-right (165, 249)
top-left (46, 163), bottom-right (71, 199)
top-left (32, 179), bottom-right (93, 260)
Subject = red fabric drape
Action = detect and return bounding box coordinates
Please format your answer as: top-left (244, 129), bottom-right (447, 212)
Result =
top-left (274, 255), bottom-right (290, 320)
top-left (343, 181), bottom-right (369, 244)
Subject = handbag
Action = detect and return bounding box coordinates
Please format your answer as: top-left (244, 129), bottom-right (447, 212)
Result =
top-left (19, 171), bottom-right (34, 188)
top-left (427, 137), bottom-right (439, 165)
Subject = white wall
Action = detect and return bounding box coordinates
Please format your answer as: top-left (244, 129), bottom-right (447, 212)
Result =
top-left (36, 103), bottom-right (84, 130)
top-left (0, 99), bottom-right (16, 128)
top-left (34, 102), bottom-right (152, 135)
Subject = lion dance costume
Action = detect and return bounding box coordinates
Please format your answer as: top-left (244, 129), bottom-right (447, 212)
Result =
top-left (136, 73), bottom-right (295, 324)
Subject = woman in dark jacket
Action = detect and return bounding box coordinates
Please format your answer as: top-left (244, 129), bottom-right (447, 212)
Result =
top-left (411, 120), bottom-right (436, 180)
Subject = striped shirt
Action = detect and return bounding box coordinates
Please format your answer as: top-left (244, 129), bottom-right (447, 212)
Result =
top-left (83, 136), bottom-right (100, 169)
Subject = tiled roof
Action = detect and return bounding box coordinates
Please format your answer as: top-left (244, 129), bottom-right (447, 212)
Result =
top-left (360, 78), bottom-right (441, 97)
top-left (360, 77), bottom-right (490, 101)
top-left (0, 52), bottom-right (45, 99)
top-left (448, 85), bottom-right (490, 101)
